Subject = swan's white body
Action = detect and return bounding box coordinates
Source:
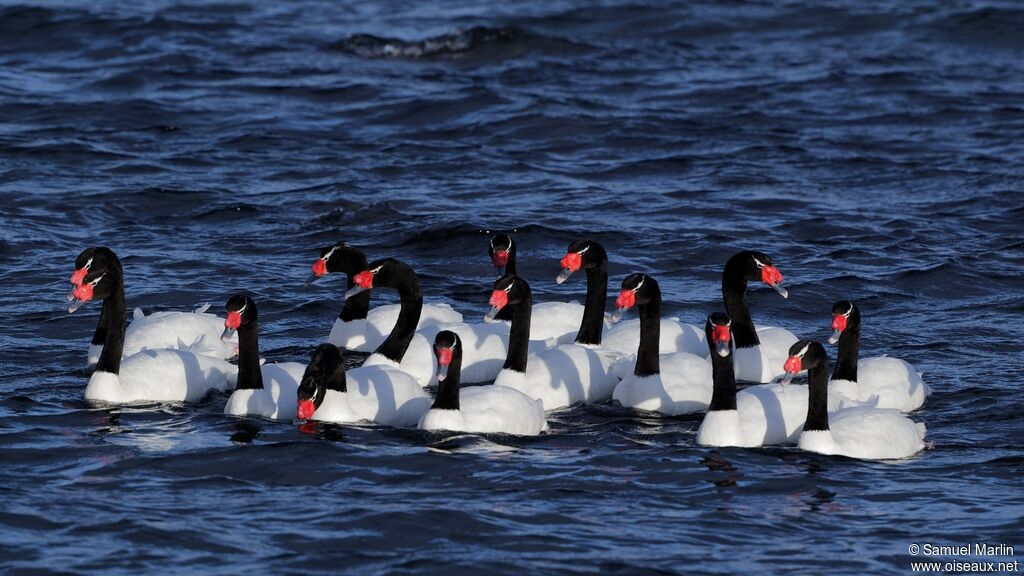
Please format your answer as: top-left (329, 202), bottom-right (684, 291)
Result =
top-left (505, 301), bottom-right (589, 345)
top-left (798, 407), bottom-right (926, 460)
top-left (829, 356), bottom-right (929, 412)
top-left (224, 362), bottom-right (306, 420)
top-left (733, 326), bottom-right (799, 383)
top-left (602, 318), bottom-right (707, 359)
top-left (360, 338), bottom-right (436, 388)
top-left (88, 306), bottom-right (238, 367)
top-left (327, 303), bottom-right (462, 351)
top-left (85, 349), bottom-right (236, 404)
top-left (417, 323), bottom-right (552, 385)
top-left (418, 386), bottom-right (546, 436)
top-left (494, 344), bottom-right (617, 411)
top-left (309, 365), bottom-right (430, 427)
top-left (696, 383), bottom-right (861, 447)
top-left (612, 352), bottom-right (713, 415)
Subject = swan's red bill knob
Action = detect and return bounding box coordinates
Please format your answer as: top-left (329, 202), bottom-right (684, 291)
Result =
top-left (560, 252), bottom-right (582, 272)
top-left (489, 290), bottom-right (508, 310)
top-left (783, 355), bottom-right (802, 374)
top-left (70, 268), bottom-right (88, 286)
top-left (311, 258), bottom-right (327, 277)
top-left (491, 250), bottom-right (509, 269)
top-left (615, 289), bottom-right (636, 310)
top-left (712, 325), bottom-right (731, 344)
top-left (72, 283), bottom-right (94, 302)
top-left (225, 311), bottom-right (242, 330)
top-left (435, 346), bottom-right (453, 366)
top-left (297, 400), bottom-right (316, 420)
top-left (353, 270), bottom-right (374, 289)
top-left (831, 314), bottom-right (847, 332)
top-left (761, 265), bottom-right (783, 287)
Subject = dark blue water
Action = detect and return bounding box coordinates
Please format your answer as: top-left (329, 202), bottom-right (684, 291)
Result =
top-left (2, 1), bottom-right (1023, 574)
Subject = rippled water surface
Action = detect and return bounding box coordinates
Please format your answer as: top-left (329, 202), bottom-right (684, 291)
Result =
top-left (2, 1), bottom-right (1023, 574)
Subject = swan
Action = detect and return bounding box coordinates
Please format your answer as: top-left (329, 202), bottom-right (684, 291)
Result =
top-left (827, 300), bottom-right (929, 412)
top-left (697, 313), bottom-right (861, 447)
top-left (609, 274), bottom-right (712, 415)
top-left (341, 258), bottom-right (439, 387)
top-left (67, 247), bottom-right (236, 403)
top-left (70, 258), bottom-right (236, 367)
top-left (418, 330), bottom-right (546, 435)
top-left (556, 239), bottom-right (703, 357)
top-left (490, 274), bottom-right (617, 410)
top-left (296, 343), bottom-right (430, 427)
top-left (783, 340), bottom-right (926, 460)
top-left (721, 250), bottom-right (798, 382)
top-left (306, 242), bottom-right (462, 351)
top-left (220, 295), bottom-right (305, 420)
top-left (487, 233), bottom-right (585, 344)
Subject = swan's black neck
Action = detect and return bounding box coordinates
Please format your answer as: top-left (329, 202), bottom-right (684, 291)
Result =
top-left (331, 248), bottom-right (371, 322)
top-left (722, 265), bottom-right (758, 348)
top-left (832, 321), bottom-right (860, 383)
top-left (804, 362), bottom-right (831, 432)
top-left (432, 349), bottom-right (462, 411)
top-left (575, 260), bottom-right (607, 346)
top-left (504, 289), bottom-right (533, 373)
top-left (505, 243), bottom-right (518, 276)
top-left (707, 349), bottom-right (737, 411)
top-left (373, 273), bottom-right (423, 364)
top-left (633, 290), bottom-right (661, 377)
top-left (326, 364), bottom-right (347, 394)
top-left (94, 268), bottom-right (127, 375)
top-left (91, 306), bottom-right (107, 346)
top-left (235, 321), bottom-right (264, 391)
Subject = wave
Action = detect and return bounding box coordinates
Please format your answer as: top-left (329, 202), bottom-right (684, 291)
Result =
top-left (331, 26), bottom-right (524, 59)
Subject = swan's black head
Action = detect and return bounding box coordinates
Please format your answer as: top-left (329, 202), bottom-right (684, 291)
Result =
top-left (828, 300), bottom-right (860, 344)
top-left (297, 344), bottom-right (346, 420)
top-left (705, 312), bottom-right (733, 358)
top-left (344, 258), bottom-right (415, 299)
top-left (433, 330), bottom-right (462, 382)
top-left (780, 339), bottom-right (827, 385)
top-left (489, 233), bottom-right (514, 276)
top-left (485, 274), bottom-right (531, 321)
top-left (556, 239), bottom-right (607, 284)
top-left (724, 250), bottom-right (788, 299)
top-left (221, 294), bottom-right (257, 341)
top-left (306, 242), bottom-right (368, 287)
top-left (67, 246), bottom-right (122, 314)
top-left (610, 273), bottom-right (659, 323)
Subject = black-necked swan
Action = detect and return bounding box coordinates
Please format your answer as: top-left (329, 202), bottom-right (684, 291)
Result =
top-left (609, 274), bottom-right (712, 415)
top-left (489, 274), bottom-right (617, 410)
top-left (827, 300), bottom-right (929, 412)
top-left (220, 295), bottom-right (305, 420)
top-left (67, 247), bottom-right (235, 403)
top-left (486, 233), bottom-right (584, 344)
top-left (341, 258), bottom-right (438, 387)
top-left (418, 331), bottom-right (546, 435)
top-left (721, 250), bottom-right (798, 382)
top-left (306, 242), bottom-right (461, 351)
top-left (556, 239), bottom-right (704, 357)
top-left (782, 339), bottom-right (926, 460)
top-left (697, 313), bottom-right (860, 446)
top-left (295, 343), bottom-right (429, 427)
top-left (70, 254), bottom-right (237, 367)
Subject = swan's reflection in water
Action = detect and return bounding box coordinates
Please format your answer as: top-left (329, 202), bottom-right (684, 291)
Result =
top-left (702, 451), bottom-right (741, 488)
top-left (229, 420), bottom-right (261, 444)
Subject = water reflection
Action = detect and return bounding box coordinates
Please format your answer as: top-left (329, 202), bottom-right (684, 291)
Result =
top-left (702, 451), bottom-right (742, 487)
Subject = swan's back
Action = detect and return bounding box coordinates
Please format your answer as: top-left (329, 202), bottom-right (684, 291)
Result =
top-left (87, 349), bottom-right (234, 404)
